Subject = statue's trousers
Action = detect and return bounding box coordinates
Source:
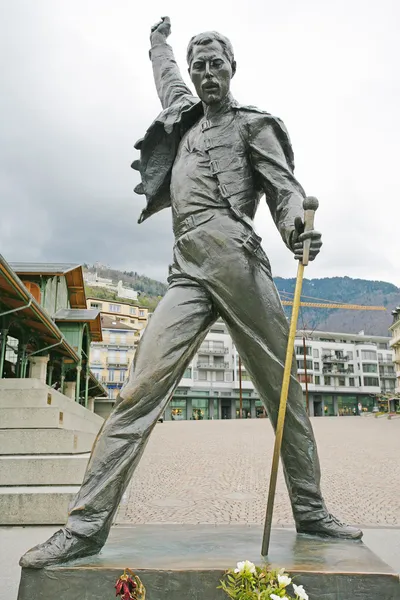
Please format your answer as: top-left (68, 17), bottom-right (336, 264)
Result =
top-left (67, 210), bottom-right (327, 545)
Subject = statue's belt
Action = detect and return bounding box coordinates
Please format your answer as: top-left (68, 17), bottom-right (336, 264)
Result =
top-left (173, 206), bottom-right (263, 257)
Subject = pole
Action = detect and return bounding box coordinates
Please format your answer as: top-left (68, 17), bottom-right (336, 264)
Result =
top-left (261, 196), bottom-right (319, 556)
top-left (239, 355), bottom-right (243, 418)
top-left (303, 336), bottom-right (310, 414)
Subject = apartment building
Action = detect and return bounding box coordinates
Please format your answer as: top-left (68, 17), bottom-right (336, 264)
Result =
top-left (295, 330), bottom-right (396, 416)
top-left (87, 298), bottom-right (149, 417)
top-left (167, 320), bottom-right (265, 421)
top-left (389, 307), bottom-right (400, 394)
top-left (165, 325), bottom-right (396, 420)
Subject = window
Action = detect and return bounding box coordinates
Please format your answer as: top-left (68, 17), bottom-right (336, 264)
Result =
top-left (198, 371), bottom-right (208, 381)
top-left (129, 307), bottom-right (137, 315)
top-left (183, 368), bottom-right (192, 378)
top-left (139, 310), bottom-right (145, 317)
top-left (295, 345), bottom-right (311, 356)
top-left (347, 352), bottom-right (353, 360)
top-left (215, 371), bottom-right (224, 382)
top-left (109, 333), bottom-right (116, 344)
top-left (109, 304), bottom-right (121, 313)
top-left (119, 334), bottom-right (126, 344)
top-left (315, 375), bottom-right (320, 385)
top-left (324, 376), bottom-right (332, 386)
top-left (361, 350), bottom-right (377, 360)
top-left (236, 370), bottom-right (251, 381)
top-left (119, 351), bottom-right (127, 365)
top-left (213, 340), bottom-right (224, 349)
top-left (108, 370), bottom-right (114, 382)
top-left (363, 363), bottom-right (377, 373)
top-left (119, 371), bottom-right (125, 382)
top-left (349, 377), bottom-right (355, 387)
top-left (363, 377), bottom-right (379, 387)
top-left (378, 353), bottom-right (383, 361)
top-left (296, 360), bottom-right (313, 370)
top-left (90, 302), bottom-right (103, 310)
top-left (313, 348), bottom-right (319, 358)
top-left (314, 362), bottom-right (320, 371)
top-left (348, 364), bottom-right (354, 373)
top-left (378, 343), bottom-right (388, 350)
top-left (298, 374), bottom-right (313, 383)
top-left (338, 377), bottom-right (346, 386)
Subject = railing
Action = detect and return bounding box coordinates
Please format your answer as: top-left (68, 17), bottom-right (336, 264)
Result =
top-left (322, 354), bottom-right (350, 362)
top-left (322, 367), bottom-right (353, 374)
top-left (196, 362), bottom-right (230, 369)
top-left (106, 360), bottom-right (128, 367)
top-left (198, 346), bottom-right (229, 354)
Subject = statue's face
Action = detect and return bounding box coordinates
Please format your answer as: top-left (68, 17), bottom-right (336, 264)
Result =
top-left (189, 41), bottom-right (233, 105)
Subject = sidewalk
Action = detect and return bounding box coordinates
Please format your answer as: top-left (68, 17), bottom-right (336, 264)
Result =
top-left (2, 525), bottom-right (400, 600)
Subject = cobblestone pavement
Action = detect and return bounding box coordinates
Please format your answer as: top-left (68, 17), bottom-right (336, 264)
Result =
top-left (117, 417), bottom-right (400, 528)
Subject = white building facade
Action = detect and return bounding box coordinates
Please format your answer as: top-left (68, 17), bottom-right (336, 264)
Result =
top-left (165, 324), bottom-right (396, 420)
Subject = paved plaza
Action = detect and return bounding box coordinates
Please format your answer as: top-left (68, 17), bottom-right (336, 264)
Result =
top-left (117, 416), bottom-right (400, 528)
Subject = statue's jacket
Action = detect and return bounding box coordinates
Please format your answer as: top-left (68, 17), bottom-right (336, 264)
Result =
top-left (132, 43), bottom-right (306, 252)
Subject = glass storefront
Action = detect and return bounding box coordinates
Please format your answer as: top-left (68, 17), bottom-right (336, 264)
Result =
top-left (323, 395), bottom-right (335, 416)
top-left (171, 398), bottom-right (186, 420)
top-left (192, 398), bottom-right (209, 420)
top-left (256, 399), bottom-right (266, 418)
top-left (338, 395), bottom-right (358, 416)
top-left (235, 399), bottom-right (251, 418)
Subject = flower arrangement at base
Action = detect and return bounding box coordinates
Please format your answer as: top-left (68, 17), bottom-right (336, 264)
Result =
top-left (115, 568), bottom-right (146, 600)
top-left (219, 560), bottom-right (309, 600)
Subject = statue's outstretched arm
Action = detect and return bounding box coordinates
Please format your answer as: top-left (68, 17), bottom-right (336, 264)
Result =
top-left (150, 17), bottom-right (193, 109)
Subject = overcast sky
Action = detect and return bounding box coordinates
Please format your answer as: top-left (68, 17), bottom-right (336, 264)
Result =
top-left (1, 0), bottom-right (399, 286)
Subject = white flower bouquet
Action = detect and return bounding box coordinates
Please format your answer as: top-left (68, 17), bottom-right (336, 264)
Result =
top-left (219, 561), bottom-right (309, 600)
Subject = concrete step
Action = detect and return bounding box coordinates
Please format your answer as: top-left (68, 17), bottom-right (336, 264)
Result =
top-left (0, 383), bottom-right (104, 429)
top-left (0, 485), bottom-right (78, 524)
top-left (0, 407), bottom-right (101, 434)
top-left (0, 428), bottom-right (96, 455)
top-left (0, 454), bottom-right (90, 485)
top-left (0, 378), bottom-right (46, 391)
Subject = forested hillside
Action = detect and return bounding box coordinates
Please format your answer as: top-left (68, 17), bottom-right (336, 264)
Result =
top-left (85, 265), bottom-right (399, 335)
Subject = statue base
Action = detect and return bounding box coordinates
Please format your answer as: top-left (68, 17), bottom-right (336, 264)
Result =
top-left (18, 525), bottom-right (399, 600)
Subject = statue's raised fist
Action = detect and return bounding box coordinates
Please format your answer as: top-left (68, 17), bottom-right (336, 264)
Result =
top-left (150, 16), bottom-right (171, 43)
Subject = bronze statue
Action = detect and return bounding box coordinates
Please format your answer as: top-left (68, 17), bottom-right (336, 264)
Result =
top-left (20, 17), bottom-right (362, 569)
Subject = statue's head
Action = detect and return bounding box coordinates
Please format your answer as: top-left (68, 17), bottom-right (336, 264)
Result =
top-left (187, 31), bottom-right (236, 105)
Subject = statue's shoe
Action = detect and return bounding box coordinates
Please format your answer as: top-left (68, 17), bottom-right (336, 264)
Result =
top-left (19, 528), bottom-right (102, 569)
top-left (297, 515), bottom-right (363, 540)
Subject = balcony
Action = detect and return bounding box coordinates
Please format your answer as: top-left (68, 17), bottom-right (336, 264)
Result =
top-left (322, 367), bottom-right (353, 375)
top-left (196, 362), bottom-right (230, 370)
top-left (198, 346), bottom-right (229, 354)
top-left (322, 354), bottom-right (349, 362)
top-left (380, 372), bottom-right (396, 379)
top-left (106, 359), bottom-right (128, 367)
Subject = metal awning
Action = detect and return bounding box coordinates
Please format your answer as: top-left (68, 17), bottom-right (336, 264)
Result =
top-left (54, 309), bottom-right (102, 342)
top-left (9, 262), bottom-right (87, 309)
top-left (0, 255), bottom-right (79, 361)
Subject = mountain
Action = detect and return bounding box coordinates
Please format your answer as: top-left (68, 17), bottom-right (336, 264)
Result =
top-left (85, 265), bottom-right (399, 336)
top-left (275, 276), bottom-right (400, 336)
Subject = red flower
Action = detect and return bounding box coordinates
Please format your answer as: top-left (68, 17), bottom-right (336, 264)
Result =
top-left (115, 569), bottom-right (145, 600)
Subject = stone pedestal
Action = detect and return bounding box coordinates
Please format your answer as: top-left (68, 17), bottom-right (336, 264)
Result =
top-left (17, 525), bottom-right (399, 600)
top-left (28, 355), bottom-right (49, 384)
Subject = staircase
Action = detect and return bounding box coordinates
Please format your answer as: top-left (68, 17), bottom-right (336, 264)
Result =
top-left (0, 379), bottom-right (103, 524)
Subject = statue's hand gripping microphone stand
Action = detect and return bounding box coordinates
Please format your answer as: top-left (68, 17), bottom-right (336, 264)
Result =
top-left (261, 196), bottom-right (319, 556)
